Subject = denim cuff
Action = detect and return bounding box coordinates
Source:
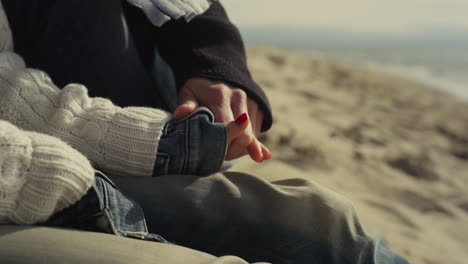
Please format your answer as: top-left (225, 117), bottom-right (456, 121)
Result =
top-left (44, 171), bottom-right (170, 243)
top-left (154, 107), bottom-right (227, 177)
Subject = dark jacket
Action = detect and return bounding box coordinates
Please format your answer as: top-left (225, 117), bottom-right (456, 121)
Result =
top-left (4, 0), bottom-right (273, 131)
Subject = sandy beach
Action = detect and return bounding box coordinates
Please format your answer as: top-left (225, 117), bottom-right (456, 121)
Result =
top-left (234, 47), bottom-right (468, 264)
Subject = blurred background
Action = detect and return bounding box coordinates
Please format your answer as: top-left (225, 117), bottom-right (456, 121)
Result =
top-left (220, 1), bottom-right (468, 264)
top-left (222, 0), bottom-right (468, 101)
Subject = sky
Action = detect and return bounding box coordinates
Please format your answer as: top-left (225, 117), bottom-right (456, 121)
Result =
top-left (220, 0), bottom-right (468, 34)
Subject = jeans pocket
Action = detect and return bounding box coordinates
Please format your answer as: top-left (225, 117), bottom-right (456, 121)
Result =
top-left (94, 175), bottom-right (149, 239)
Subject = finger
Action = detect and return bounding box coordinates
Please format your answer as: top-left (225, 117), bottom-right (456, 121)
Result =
top-left (247, 99), bottom-right (263, 136)
top-left (211, 104), bottom-right (234, 125)
top-left (254, 110), bottom-right (264, 136)
top-left (225, 112), bottom-right (253, 160)
top-left (231, 89), bottom-right (248, 119)
top-left (225, 137), bottom-right (271, 161)
top-left (231, 89), bottom-right (254, 135)
top-left (226, 113), bottom-right (250, 143)
top-left (228, 89), bottom-right (257, 159)
top-left (225, 147), bottom-right (248, 161)
top-left (247, 139), bottom-right (264, 162)
top-left (173, 95), bottom-right (198, 120)
top-left (209, 85), bottom-right (234, 123)
top-left (225, 133), bottom-right (252, 160)
top-left (259, 142), bottom-right (272, 160)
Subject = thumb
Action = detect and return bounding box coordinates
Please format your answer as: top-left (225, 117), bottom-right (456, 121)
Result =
top-left (173, 95), bottom-right (199, 120)
top-left (226, 113), bottom-right (250, 143)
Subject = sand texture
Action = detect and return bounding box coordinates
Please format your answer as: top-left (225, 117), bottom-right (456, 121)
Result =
top-left (235, 47), bottom-right (468, 264)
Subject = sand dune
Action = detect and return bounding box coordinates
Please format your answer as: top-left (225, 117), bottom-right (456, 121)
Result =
top-left (235, 47), bottom-right (468, 264)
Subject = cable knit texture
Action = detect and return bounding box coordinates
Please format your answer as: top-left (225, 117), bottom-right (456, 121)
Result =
top-left (0, 8), bottom-right (172, 177)
top-left (0, 2), bottom-right (171, 224)
top-left (0, 64), bottom-right (171, 177)
top-left (0, 120), bottom-right (95, 224)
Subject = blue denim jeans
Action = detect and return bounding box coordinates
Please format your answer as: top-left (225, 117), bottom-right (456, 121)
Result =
top-left (44, 171), bottom-right (169, 244)
top-left (154, 107), bottom-right (227, 177)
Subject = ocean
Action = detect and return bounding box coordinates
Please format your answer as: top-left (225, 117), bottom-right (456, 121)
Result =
top-left (305, 46), bottom-right (468, 102)
top-left (240, 27), bottom-right (468, 103)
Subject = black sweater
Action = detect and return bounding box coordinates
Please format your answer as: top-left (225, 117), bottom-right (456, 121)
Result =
top-left (4, 0), bottom-right (273, 132)
top-left (155, 2), bottom-right (273, 131)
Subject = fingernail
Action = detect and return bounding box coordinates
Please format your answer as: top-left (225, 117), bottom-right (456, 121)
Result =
top-left (235, 113), bottom-right (248, 125)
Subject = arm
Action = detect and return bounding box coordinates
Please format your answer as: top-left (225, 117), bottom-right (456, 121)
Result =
top-left (1, 1), bottom-right (170, 178)
top-left (0, 51), bottom-right (172, 177)
top-left (0, 53), bottom-right (252, 177)
top-left (156, 2), bottom-right (273, 132)
top-left (0, 119), bottom-right (94, 225)
top-left (0, 2), bottom-right (248, 178)
top-left (0, 1), bottom-right (93, 225)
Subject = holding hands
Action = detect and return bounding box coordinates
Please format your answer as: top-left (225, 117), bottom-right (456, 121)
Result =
top-left (173, 78), bottom-right (272, 162)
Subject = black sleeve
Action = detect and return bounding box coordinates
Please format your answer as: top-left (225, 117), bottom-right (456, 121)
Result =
top-left (156, 2), bottom-right (273, 132)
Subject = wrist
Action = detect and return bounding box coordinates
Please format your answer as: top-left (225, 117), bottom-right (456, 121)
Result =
top-left (154, 107), bottom-right (227, 176)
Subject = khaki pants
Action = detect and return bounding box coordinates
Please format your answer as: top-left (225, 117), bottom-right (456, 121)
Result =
top-left (0, 172), bottom-right (407, 264)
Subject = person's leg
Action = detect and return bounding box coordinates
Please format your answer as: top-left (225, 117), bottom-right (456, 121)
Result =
top-left (0, 225), bottom-right (251, 264)
top-left (108, 172), bottom-right (410, 264)
top-left (3, 0), bottom-right (170, 110)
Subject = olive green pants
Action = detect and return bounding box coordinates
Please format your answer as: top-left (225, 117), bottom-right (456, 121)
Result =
top-left (0, 172), bottom-right (408, 264)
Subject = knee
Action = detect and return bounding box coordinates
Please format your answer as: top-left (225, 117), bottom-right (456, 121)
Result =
top-left (274, 177), bottom-right (365, 236)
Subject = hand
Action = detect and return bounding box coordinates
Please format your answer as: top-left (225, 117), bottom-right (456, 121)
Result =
top-left (173, 78), bottom-right (272, 162)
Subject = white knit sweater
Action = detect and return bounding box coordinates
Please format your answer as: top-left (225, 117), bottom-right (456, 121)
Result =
top-left (0, 2), bottom-right (172, 224)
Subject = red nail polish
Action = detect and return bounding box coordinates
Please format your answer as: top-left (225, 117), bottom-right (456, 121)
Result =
top-left (235, 113), bottom-right (248, 125)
